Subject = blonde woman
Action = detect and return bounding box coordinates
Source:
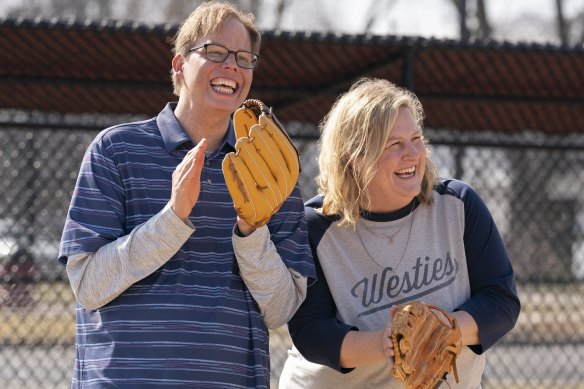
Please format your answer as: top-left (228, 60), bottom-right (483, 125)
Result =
top-left (279, 78), bottom-right (520, 388)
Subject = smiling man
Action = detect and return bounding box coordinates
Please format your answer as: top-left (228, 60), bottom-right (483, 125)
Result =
top-left (58, 2), bottom-right (315, 388)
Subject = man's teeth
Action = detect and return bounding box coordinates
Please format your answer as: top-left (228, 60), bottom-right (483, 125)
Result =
top-left (211, 78), bottom-right (236, 93)
top-left (213, 85), bottom-right (234, 94)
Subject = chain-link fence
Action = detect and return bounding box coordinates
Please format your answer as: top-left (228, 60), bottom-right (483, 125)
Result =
top-left (1, 110), bottom-right (583, 389)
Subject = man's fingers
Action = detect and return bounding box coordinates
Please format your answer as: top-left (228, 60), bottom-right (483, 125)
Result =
top-left (190, 139), bottom-right (208, 178)
top-left (170, 139), bottom-right (208, 220)
top-left (180, 139), bottom-right (208, 177)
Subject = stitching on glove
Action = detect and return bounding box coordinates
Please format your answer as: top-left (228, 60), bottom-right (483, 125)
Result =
top-left (229, 156), bottom-right (249, 203)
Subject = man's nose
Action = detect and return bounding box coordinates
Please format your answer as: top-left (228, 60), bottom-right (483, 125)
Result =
top-left (223, 52), bottom-right (239, 67)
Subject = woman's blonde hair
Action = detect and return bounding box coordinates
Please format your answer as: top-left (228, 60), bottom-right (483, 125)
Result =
top-left (171, 1), bottom-right (261, 96)
top-left (317, 78), bottom-right (437, 226)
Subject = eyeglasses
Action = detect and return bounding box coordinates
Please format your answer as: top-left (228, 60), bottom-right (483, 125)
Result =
top-left (187, 43), bottom-right (260, 69)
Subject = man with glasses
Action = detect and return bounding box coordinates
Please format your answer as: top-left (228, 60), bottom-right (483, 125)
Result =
top-left (187, 43), bottom-right (260, 69)
top-left (58, 2), bottom-right (315, 388)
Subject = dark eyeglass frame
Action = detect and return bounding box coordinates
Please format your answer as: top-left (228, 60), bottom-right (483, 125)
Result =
top-left (187, 43), bottom-right (260, 69)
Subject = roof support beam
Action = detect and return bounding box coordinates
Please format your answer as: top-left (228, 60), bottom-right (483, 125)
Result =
top-left (403, 45), bottom-right (417, 91)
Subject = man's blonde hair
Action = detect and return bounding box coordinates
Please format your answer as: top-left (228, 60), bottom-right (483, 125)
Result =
top-left (170, 1), bottom-right (261, 96)
top-left (317, 78), bottom-right (437, 226)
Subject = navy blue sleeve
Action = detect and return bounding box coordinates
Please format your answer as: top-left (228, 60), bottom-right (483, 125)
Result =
top-left (448, 180), bottom-right (521, 354)
top-left (267, 185), bottom-right (317, 280)
top-left (58, 129), bottom-right (127, 265)
top-left (287, 199), bottom-right (356, 373)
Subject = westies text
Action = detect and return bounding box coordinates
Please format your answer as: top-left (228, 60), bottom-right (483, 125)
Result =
top-left (351, 252), bottom-right (458, 317)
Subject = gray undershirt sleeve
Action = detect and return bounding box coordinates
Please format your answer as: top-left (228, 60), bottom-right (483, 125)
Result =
top-left (65, 203), bottom-right (194, 310)
top-left (232, 225), bottom-right (308, 329)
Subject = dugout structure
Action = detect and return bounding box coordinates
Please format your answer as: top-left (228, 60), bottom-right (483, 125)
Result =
top-left (0, 17), bottom-right (583, 388)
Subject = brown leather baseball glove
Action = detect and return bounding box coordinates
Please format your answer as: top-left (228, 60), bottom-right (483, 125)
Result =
top-left (222, 99), bottom-right (300, 228)
top-left (391, 301), bottom-right (462, 389)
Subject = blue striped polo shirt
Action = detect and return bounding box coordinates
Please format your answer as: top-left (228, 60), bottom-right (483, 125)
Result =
top-left (58, 102), bottom-right (316, 388)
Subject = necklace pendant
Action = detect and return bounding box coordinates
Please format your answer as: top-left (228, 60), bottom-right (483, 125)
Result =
top-left (356, 200), bottom-right (417, 271)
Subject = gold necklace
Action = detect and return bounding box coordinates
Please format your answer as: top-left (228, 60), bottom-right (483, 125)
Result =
top-left (355, 200), bottom-right (416, 271)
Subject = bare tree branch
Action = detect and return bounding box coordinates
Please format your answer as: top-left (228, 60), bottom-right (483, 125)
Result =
top-left (555, 0), bottom-right (569, 44)
top-left (476, 0), bottom-right (491, 39)
top-left (273, 0), bottom-right (290, 30)
top-left (580, 11), bottom-right (584, 43)
top-left (363, 0), bottom-right (400, 34)
top-left (450, 0), bottom-right (470, 40)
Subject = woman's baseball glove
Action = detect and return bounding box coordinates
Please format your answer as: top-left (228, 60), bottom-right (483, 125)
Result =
top-left (391, 301), bottom-right (463, 389)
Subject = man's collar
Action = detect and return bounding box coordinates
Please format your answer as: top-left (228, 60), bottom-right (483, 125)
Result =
top-left (157, 102), bottom-right (190, 152)
top-left (224, 120), bottom-right (236, 149)
top-left (157, 102), bottom-right (237, 152)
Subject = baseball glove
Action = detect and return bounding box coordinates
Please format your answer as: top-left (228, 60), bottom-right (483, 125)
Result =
top-left (391, 301), bottom-right (462, 389)
top-left (222, 99), bottom-right (300, 228)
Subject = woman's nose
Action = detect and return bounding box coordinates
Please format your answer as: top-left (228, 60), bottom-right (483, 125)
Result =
top-left (403, 141), bottom-right (421, 158)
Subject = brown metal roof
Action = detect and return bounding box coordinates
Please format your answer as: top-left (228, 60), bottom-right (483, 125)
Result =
top-left (1, 17), bottom-right (583, 134)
